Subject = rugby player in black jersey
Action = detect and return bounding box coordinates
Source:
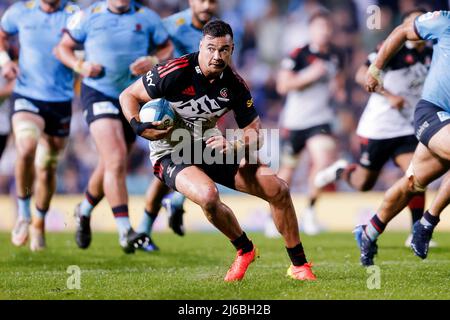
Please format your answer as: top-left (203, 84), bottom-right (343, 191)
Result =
top-left (119, 20), bottom-right (316, 282)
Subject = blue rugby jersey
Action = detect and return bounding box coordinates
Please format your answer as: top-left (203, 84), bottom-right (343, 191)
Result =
top-left (1, 0), bottom-right (78, 101)
top-left (66, 0), bottom-right (169, 99)
top-left (415, 11), bottom-right (450, 111)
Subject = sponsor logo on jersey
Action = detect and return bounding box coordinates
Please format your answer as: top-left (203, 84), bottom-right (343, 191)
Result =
top-left (134, 24), bottom-right (142, 32)
top-left (182, 86), bottom-right (196, 96)
top-left (176, 17), bottom-right (186, 26)
top-left (146, 71), bottom-right (155, 87)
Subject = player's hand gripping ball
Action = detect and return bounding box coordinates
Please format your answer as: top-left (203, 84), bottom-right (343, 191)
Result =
top-left (139, 98), bottom-right (176, 129)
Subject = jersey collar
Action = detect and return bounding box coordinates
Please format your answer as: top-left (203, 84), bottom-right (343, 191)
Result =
top-left (38, 0), bottom-right (68, 12)
top-left (106, 1), bottom-right (137, 15)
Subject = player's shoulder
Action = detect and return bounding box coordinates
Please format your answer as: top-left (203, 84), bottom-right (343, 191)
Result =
top-left (135, 3), bottom-right (160, 19)
top-left (163, 9), bottom-right (191, 33)
top-left (288, 45), bottom-right (309, 60)
top-left (85, 1), bottom-right (108, 16)
top-left (63, 1), bottom-right (80, 14)
top-left (4, 0), bottom-right (34, 15)
top-left (417, 10), bottom-right (450, 23)
top-left (226, 67), bottom-right (250, 93)
top-left (155, 53), bottom-right (194, 79)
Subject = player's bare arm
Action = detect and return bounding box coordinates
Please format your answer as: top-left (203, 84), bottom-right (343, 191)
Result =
top-left (119, 78), bottom-right (171, 141)
top-left (0, 29), bottom-right (18, 80)
top-left (56, 33), bottom-right (103, 78)
top-left (205, 117), bottom-right (263, 154)
top-left (276, 60), bottom-right (328, 95)
top-left (129, 40), bottom-right (174, 76)
top-left (366, 14), bottom-right (421, 92)
top-left (356, 64), bottom-right (405, 109)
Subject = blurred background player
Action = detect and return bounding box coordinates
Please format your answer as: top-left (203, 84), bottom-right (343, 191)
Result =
top-left (268, 10), bottom-right (346, 236)
top-left (137, 0), bottom-right (218, 247)
top-left (0, 74), bottom-right (13, 159)
top-left (56, 0), bottom-right (173, 253)
top-left (315, 9), bottom-right (436, 248)
top-left (359, 10), bottom-right (450, 266)
top-left (0, 0), bottom-right (79, 251)
top-left (121, 20), bottom-right (316, 281)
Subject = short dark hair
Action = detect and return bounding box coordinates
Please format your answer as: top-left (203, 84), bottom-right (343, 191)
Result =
top-left (401, 8), bottom-right (427, 22)
top-left (308, 9), bottom-right (332, 25)
top-left (202, 20), bottom-right (233, 40)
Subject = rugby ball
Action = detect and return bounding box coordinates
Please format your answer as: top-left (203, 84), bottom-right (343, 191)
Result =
top-left (139, 98), bottom-right (175, 129)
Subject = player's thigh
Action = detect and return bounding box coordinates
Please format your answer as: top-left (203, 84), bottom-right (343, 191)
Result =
top-left (410, 142), bottom-right (448, 186)
top-left (89, 118), bottom-right (128, 160)
top-left (394, 152), bottom-right (414, 172)
top-left (174, 165), bottom-right (219, 206)
top-left (428, 123), bottom-right (450, 161)
top-left (12, 112), bottom-right (44, 153)
top-left (234, 162), bottom-right (287, 201)
top-left (306, 134), bottom-right (337, 167)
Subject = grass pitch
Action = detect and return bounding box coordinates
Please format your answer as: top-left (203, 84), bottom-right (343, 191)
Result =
top-left (1, 231), bottom-right (449, 300)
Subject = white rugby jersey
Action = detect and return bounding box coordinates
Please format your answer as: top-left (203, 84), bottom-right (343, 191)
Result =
top-left (357, 42), bottom-right (432, 139)
top-left (279, 44), bottom-right (344, 130)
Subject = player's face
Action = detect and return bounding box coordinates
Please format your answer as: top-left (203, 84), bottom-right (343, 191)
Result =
top-left (190, 0), bottom-right (218, 25)
top-left (41, 0), bottom-right (60, 5)
top-left (199, 35), bottom-right (234, 78)
top-left (309, 17), bottom-right (332, 46)
top-left (108, 0), bottom-right (131, 13)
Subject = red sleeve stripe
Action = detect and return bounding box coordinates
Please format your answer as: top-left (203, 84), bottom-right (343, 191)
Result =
top-left (158, 59), bottom-right (189, 72)
top-left (159, 63), bottom-right (189, 78)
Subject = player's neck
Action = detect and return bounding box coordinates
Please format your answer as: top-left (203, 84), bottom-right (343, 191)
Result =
top-left (40, 1), bottom-right (61, 13)
top-left (191, 17), bottom-right (205, 30)
top-left (107, 3), bottom-right (131, 14)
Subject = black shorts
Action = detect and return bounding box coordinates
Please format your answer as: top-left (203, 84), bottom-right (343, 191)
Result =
top-left (281, 123), bottom-right (332, 156)
top-left (0, 134), bottom-right (7, 158)
top-left (153, 153), bottom-right (240, 192)
top-left (10, 93), bottom-right (72, 137)
top-left (358, 135), bottom-right (418, 171)
top-left (81, 83), bottom-right (136, 144)
top-left (414, 99), bottom-right (450, 147)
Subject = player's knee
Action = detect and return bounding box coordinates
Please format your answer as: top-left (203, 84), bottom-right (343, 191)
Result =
top-left (14, 121), bottom-right (41, 154)
top-left (35, 146), bottom-right (60, 170)
top-left (198, 187), bottom-right (220, 212)
top-left (266, 178), bottom-right (290, 204)
top-left (354, 179), bottom-right (375, 192)
top-left (104, 154), bottom-right (127, 175)
top-left (405, 164), bottom-right (427, 193)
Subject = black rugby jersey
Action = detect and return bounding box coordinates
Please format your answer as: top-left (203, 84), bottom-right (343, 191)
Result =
top-left (142, 52), bottom-right (258, 131)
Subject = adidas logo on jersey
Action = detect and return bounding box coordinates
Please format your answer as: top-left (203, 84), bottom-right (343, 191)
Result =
top-left (182, 86), bottom-right (196, 96)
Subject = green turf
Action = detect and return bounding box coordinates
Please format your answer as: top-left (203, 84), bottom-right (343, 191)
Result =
top-left (1, 231), bottom-right (449, 300)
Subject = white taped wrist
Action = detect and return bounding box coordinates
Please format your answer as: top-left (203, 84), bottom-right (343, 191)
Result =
top-left (0, 51), bottom-right (11, 68)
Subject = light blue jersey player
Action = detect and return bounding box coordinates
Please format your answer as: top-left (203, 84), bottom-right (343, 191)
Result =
top-left (56, 0), bottom-right (173, 253)
top-left (356, 10), bottom-right (450, 266)
top-left (139, 0), bottom-right (218, 246)
top-left (0, 0), bottom-right (78, 252)
top-left (164, 9), bottom-right (203, 58)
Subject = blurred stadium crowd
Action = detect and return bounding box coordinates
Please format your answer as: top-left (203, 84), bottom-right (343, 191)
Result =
top-left (0, 0), bottom-right (448, 195)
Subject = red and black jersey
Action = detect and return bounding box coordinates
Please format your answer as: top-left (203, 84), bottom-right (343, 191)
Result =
top-left (281, 44), bottom-right (345, 73)
top-left (142, 52), bottom-right (258, 130)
